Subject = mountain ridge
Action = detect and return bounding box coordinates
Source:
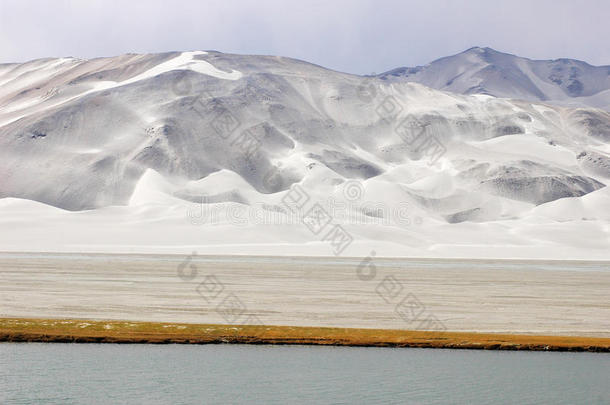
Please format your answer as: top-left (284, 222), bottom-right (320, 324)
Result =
top-left (0, 48), bottom-right (608, 258)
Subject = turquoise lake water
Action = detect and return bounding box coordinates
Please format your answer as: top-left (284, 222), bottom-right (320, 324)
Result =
top-left (1, 343), bottom-right (609, 404)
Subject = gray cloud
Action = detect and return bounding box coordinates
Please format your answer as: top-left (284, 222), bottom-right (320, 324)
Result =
top-left (1, 0), bottom-right (608, 74)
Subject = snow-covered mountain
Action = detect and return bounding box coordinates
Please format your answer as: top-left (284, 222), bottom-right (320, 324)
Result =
top-left (379, 47), bottom-right (610, 110)
top-left (0, 49), bottom-right (608, 258)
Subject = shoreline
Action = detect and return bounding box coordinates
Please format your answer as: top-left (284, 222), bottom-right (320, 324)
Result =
top-left (2, 318), bottom-right (609, 352)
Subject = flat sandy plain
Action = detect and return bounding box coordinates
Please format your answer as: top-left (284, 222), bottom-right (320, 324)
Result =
top-left (0, 252), bottom-right (608, 338)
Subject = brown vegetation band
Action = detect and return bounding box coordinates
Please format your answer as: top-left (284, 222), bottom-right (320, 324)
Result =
top-left (1, 318), bottom-right (609, 352)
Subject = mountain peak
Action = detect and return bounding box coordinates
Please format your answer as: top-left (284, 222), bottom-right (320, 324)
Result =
top-left (378, 47), bottom-right (610, 109)
top-left (464, 46), bottom-right (495, 53)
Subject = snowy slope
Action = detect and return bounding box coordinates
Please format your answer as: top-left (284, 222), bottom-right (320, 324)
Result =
top-left (0, 49), bottom-right (608, 258)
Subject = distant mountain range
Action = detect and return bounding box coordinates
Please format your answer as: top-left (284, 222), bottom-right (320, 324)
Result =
top-left (379, 47), bottom-right (610, 110)
top-left (0, 47), bottom-right (608, 258)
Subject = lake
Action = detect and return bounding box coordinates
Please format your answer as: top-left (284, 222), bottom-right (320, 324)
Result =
top-left (1, 343), bottom-right (609, 404)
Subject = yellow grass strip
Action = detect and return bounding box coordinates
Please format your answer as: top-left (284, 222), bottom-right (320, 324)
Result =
top-left (1, 318), bottom-right (609, 352)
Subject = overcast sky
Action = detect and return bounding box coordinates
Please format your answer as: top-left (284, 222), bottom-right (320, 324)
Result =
top-left (1, 0), bottom-right (608, 74)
